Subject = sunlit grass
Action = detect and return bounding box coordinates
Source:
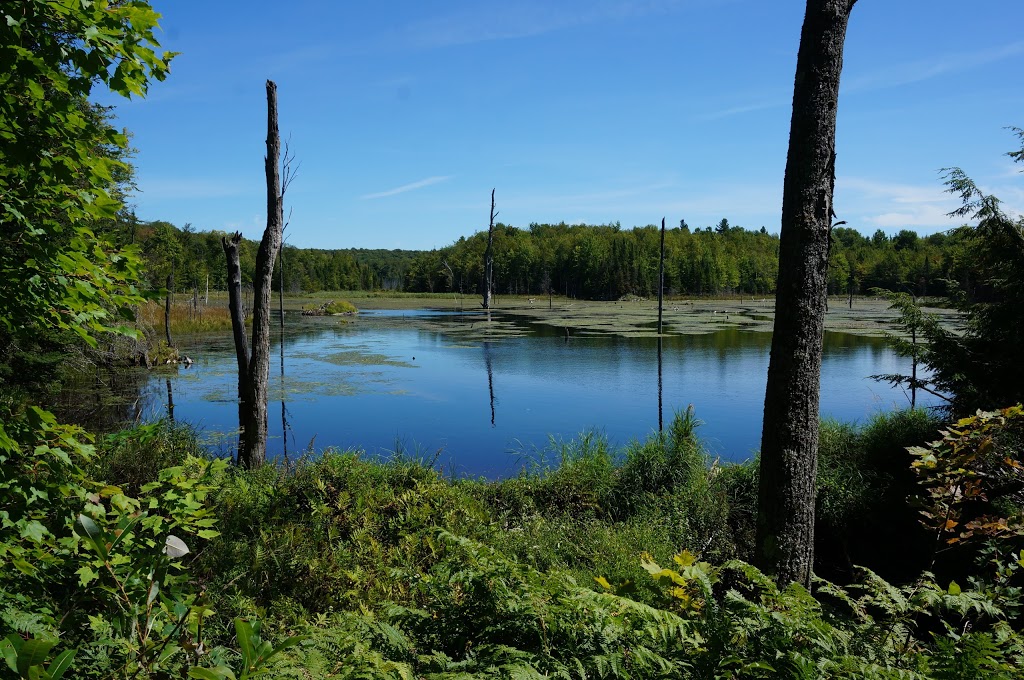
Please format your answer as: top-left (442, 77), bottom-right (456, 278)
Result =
top-left (138, 300), bottom-right (235, 334)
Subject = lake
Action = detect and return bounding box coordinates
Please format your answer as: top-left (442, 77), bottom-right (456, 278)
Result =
top-left (143, 307), bottom-right (936, 478)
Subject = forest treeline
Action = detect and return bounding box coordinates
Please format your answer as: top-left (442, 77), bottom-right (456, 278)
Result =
top-left (135, 217), bottom-right (977, 300)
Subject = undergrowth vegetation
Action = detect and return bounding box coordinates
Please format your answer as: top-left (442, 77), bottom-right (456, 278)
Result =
top-left (4, 407), bottom-right (1024, 677)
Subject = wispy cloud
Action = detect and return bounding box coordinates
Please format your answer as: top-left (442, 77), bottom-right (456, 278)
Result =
top-left (695, 98), bottom-right (786, 121)
top-left (699, 40), bottom-right (1024, 122)
top-left (839, 174), bottom-right (1024, 230)
top-left (844, 41), bottom-right (1024, 93)
top-left (837, 176), bottom-right (961, 229)
top-left (362, 0), bottom-right (697, 53)
top-left (361, 175), bottom-right (453, 200)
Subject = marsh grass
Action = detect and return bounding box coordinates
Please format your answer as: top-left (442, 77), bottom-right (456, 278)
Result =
top-left (92, 419), bottom-right (207, 495)
top-left (91, 407), bottom-right (947, 638)
top-left (137, 299), bottom-right (235, 334)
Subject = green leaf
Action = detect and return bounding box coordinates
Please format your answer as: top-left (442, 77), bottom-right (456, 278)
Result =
top-left (190, 666), bottom-right (237, 680)
top-left (74, 514), bottom-right (107, 560)
top-left (20, 520), bottom-right (48, 543)
top-left (46, 649), bottom-right (76, 680)
top-left (2, 635), bottom-right (19, 673)
top-left (16, 638), bottom-right (56, 676)
top-left (75, 565), bottom-right (99, 587)
top-left (270, 635), bottom-right (307, 657)
top-left (13, 560), bottom-right (37, 576)
top-left (107, 513), bottom-right (144, 554)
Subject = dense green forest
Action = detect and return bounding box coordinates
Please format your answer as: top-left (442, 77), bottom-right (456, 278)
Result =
top-left (128, 221), bottom-right (421, 294)
top-left (134, 218), bottom-right (970, 301)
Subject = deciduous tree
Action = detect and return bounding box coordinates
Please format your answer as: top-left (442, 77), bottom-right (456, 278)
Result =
top-left (0, 0), bottom-right (173, 350)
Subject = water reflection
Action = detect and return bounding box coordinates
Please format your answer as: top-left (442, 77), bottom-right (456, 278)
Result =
top-left (483, 341), bottom-right (496, 427)
top-left (122, 311), bottom-right (937, 478)
top-left (657, 336), bottom-right (664, 433)
top-left (166, 378), bottom-right (174, 423)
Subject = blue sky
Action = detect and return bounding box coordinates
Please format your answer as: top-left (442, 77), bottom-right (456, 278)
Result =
top-left (108, 0), bottom-right (1024, 250)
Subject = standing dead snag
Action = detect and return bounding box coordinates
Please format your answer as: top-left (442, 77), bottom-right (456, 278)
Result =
top-left (222, 80), bottom-right (286, 469)
top-left (483, 189), bottom-right (496, 309)
top-left (756, 0), bottom-right (857, 588)
top-left (657, 217), bottom-right (666, 335)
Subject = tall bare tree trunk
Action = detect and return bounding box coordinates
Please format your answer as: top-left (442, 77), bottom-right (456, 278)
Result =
top-left (756, 0), bottom-right (856, 588)
top-left (222, 80), bottom-right (285, 469)
top-left (657, 217), bottom-right (666, 334)
top-left (223, 232), bottom-right (249, 453)
top-left (482, 189), bottom-right (495, 309)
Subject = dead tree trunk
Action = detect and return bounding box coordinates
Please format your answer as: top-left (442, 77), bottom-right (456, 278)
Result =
top-left (756, 0), bottom-right (856, 588)
top-left (222, 80), bottom-right (286, 469)
top-left (657, 217), bottom-right (666, 334)
top-left (223, 232), bottom-right (249, 455)
top-left (482, 189), bottom-right (496, 309)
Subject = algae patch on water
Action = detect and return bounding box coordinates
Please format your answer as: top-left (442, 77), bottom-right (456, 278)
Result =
top-left (294, 349), bottom-right (417, 369)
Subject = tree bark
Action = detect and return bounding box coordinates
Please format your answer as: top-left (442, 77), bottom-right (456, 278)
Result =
top-left (482, 189), bottom-right (495, 309)
top-left (756, 0), bottom-right (856, 588)
top-left (222, 80), bottom-right (285, 469)
top-left (222, 231), bottom-right (249, 460)
top-left (657, 217), bottom-right (666, 334)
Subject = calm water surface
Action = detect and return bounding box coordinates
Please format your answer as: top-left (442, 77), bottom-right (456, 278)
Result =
top-left (146, 309), bottom-right (936, 478)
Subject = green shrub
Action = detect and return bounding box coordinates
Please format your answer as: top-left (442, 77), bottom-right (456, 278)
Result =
top-left (816, 408), bottom-right (943, 582)
top-left (323, 300), bottom-right (358, 315)
top-left (0, 410), bottom-right (238, 678)
top-left (91, 421), bottom-right (205, 494)
top-left (199, 451), bottom-right (490, 626)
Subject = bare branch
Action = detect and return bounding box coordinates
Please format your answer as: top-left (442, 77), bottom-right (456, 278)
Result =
top-left (281, 136), bottom-right (300, 198)
top-left (283, 206), bottom-right (293, 235)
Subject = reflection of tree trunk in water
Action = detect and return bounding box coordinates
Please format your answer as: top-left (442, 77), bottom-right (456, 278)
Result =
top-left (166, 378), bottom-right (174, 424)
top-left (279, 241), bottom-right (285, 332)
top-left (280, 322), bottom-right (289, 465)
top-left (657, 337), bottom-right (664, 433)
top-left (483, 341), bottom-right (496, 427)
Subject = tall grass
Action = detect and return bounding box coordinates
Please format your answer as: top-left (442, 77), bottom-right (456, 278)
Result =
top-left (815, 407), bottom-right (943, 582)
top-left (90, 408), bottom-right (949, 635)
top-left (137, 299), bottom-right (235, 334)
